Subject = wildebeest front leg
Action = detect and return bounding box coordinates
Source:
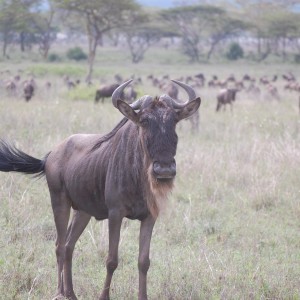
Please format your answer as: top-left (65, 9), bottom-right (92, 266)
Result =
top-left (138, 215), bottom-right (156, 300)
top-left (64, 210), bottom-right (91, 300)
top-left (99, 211), bottom-right (123, 300)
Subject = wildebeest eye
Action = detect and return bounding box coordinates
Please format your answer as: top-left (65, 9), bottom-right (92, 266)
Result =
top-left (140, 119), bottom-right (149, 127)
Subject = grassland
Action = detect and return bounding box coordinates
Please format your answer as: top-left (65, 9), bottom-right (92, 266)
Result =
top-left (0, 47), bottom-right (299, 300)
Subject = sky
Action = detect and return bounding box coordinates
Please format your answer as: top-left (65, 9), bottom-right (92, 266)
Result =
top-left (137, 0), bottom-right (175, 8)
top-left (137, 1), bottom-right (300, 11)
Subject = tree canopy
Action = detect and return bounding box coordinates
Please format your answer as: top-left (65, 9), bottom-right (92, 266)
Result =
top-left (0, 0), bottom-right (299, 73)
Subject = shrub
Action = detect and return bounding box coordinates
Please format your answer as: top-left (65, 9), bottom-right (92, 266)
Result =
top-left (66, 47), bottom-right (88, 61)
top-left (294, 54), bottom-right (300, 64)
top-left (48, 53), bottom-right (61, 62)
top-left (226, 42), bottom-right (244, 61)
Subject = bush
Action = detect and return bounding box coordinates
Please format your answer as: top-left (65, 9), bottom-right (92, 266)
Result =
top-left (66, 47), bottom-right (88, 61)
top-left (48, 53), bottom-right (61, 62)
top-left (226, 43), bottom-right (244, 61)
top-left (294, 54), bottom-right (300, 64)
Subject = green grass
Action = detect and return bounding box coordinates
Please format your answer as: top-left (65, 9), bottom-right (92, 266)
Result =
top-left (0, 51), bottom-right (300, 299)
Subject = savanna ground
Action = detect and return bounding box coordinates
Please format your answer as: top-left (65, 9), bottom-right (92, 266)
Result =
top-left (0, 46), bottom-right (300, 300)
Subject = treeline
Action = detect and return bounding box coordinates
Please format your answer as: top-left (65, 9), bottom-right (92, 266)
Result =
top-left (0, 0), bottom-right (299, 77)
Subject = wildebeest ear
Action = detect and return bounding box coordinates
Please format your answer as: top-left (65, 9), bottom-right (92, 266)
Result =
top-left (176, 97), bottom-right (201, 121)
top-left (117, 100), bottom-right (139, 123)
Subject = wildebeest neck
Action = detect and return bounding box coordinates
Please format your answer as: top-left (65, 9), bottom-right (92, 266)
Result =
top-left (90, 117), bottom-right (129, 152)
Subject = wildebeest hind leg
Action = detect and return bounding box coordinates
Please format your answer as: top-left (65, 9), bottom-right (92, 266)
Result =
top-left (63, 210), bottom-right (91, 299)
top-left (50, 191), bottom-right (71, 300)
top-left (99, 211), bottom-right (123, 300)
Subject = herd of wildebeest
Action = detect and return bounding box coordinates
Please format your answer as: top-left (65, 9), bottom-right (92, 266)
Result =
top-left (1, 69), bottom-right (300, 122)
top-left (0, 67), bottom-right (299, 300)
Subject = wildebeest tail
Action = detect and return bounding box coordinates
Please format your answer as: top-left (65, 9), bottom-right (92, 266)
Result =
top-left (0, 140), bottom-right (48, 177)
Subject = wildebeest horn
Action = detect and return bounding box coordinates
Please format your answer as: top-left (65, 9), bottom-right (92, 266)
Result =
top-left (170, 80), bottom-right (197, 108)
top-left (112, 80), bottom-right (152, 110)
top-left (112, 79), bottom-right (133, 108)
top-left (130, 95), bottom-right (153, 110)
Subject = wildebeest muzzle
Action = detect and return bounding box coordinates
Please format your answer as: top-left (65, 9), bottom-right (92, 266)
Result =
top-left (153, 160), bottom-right (176, 180)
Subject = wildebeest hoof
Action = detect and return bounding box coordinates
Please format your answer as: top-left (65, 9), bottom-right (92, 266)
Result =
top-left (51, 294), bottom-right (65, 300)
top-left (64, 291), bottom-right (78, 300)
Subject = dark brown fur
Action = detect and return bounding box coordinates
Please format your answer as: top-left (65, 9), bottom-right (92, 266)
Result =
top-left (23, 81), bottom-right (35, 101)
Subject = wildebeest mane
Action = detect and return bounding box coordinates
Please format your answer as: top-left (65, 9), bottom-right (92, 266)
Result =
top-left (90, 117), bottom-right (129, 152)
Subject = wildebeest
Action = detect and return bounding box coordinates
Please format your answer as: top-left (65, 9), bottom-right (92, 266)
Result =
top-left (162, 82), bottom-right (179, 99)
top-left (266, 84), bottom-right (280, 101)
top-left (95, 83), bottom-right (120, 103)
top-left (123, 85), bottom-right (137, 103)
top-left (0, 80), bottom-right (200, 300)
top-left (63, 76), bottom-right (79, 90)
top-left (5, 80), bottom-right (17, 96)
top-left (194, 73), bottom-right (205, 86)
top-left (23, 79), bottom-right (35, 101)
top-left (247, 83), bottom-right (261, 97)
top-left (216, 88), bottom-right (238, 112)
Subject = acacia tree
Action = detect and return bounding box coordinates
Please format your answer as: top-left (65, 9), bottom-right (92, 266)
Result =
top-left (30, 1), bottom-right (58, 59)
top-left (266, 10), bottom-right (300, 60)
top-left (125, 26), bottom-right (162, 63)
top-left (161, 5), bottom-right (230, 62)
top-left (0, 6), bottom-right (15, 57)
top-left (0, 0), bottom-right (33, 57)
top-left (235, 0), bottom-right (300, 61)
top-left (0, 0), bottom-right (58, 58)
top-left (55, 0), bottom-right (140, 82)
top-left (122, 11), bottom-right (171, 63)
top-left (205, 14), bottom-right (248, 59)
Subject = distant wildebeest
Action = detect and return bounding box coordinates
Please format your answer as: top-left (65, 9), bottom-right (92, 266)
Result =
top-left (23, 79), bottom-right (36, 101)
top-left (123, 85), bottom-right (137, 103)
top-left (216, 88), bottom-right (239, 112)
top-left (5, 80), bottom-right (17, 96)
top-left (162, 82), bottom-right (179, 99)
top-left (0, 80), bottom-right (201, 300)
top-left (282, 72), bottom-right (295, 82)
top-left (266, 84), bottom-right (280, 101)
top-left (260, 76), bottom-right (269, 85)
top-left (45, 81), bottom-right (52, 89)
top-left (194, 73), bottom-right (205, 87)
top-left (247, 83), bottom-right (261, 97)
top-left (114, 73), bottom-right (123, 83)
top-left (95, 83), bottom-right (120, 103)
top-left (243, 74), bottom-right (251, 81)
top-left (63, 75), bottom-right (78, 90)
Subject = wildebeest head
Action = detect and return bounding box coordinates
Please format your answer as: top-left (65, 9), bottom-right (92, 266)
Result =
top-left (112, 80), bottom-right (201, 181)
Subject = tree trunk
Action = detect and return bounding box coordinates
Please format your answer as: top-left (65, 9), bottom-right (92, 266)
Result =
top-left (86, 34), bottom-right (100, 83)
top-left (206, 39), bottom-right (220, 60)
top-left (43, 44), bottom-right (50, 60)
top-left (282, 37), bottom-right (286, 61)
top-left (257, 39), bottom-right (271, 62)
top-left (2, 36), bottom-right (8, 58)
top-left (257, 37), bottom-right (261, 56)
top-left (20, 32), bottom-right (25, 52)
